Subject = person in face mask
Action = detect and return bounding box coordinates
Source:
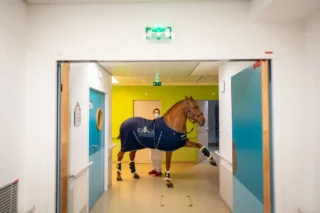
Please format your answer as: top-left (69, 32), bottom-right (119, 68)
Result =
top-left (149, 108), bottom-right (164, 176)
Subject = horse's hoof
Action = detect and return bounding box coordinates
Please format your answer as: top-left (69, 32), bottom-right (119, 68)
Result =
top-left (166, 183), bottom-right (174, 188)
top-left (117, 177), bottom-right (123, 181)
top-left (133, 173), bottom-right (140, 179)
top-left (210, 161), bottom-right (217, 166)
top-left (166, 180), bottom-right (174, 188)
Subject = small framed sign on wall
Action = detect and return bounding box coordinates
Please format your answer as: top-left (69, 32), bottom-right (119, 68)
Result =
top-left (74, 102), bottom-right (81, 127)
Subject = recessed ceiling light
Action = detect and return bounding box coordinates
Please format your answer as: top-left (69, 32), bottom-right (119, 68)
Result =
top-left (112, 76), bottom-right (119, 84)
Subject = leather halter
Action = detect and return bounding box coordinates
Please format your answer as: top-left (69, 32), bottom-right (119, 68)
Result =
top-left (186, 101), bottom-right (203, 123)
top-left (185, 100), bottom-right (204, 134)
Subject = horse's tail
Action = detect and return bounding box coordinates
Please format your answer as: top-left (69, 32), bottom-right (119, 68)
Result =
top-left (117, 121), bottom-right (125, 140)
top-left (117, 125), bottom-right (121, 140)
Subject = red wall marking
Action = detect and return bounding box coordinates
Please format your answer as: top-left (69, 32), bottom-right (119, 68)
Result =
top-left (253, 60), bottom-right (262, 69)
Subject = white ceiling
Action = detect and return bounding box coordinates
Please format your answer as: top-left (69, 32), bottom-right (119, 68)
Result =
top-left (26, 0), bottom-right (249, 3)
top-left (255, 0), bottom-right (320, 22)
top-left (98, 61), bottom-right (221, 86)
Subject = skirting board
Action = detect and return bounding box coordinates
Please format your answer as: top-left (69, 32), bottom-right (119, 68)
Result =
top-left (219, 161), bottom-right (233, 210)
top-left (220, 196), bottom-right (233, 213)
top-left (79, 204), bottom-right (87, 213)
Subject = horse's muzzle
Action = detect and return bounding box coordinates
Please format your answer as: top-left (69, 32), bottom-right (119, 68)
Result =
top-left (199, 119), bottom-right (205, 127)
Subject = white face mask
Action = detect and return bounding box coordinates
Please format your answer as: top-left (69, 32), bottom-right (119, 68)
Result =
top-left (154, 113), bottom-right (160, 118)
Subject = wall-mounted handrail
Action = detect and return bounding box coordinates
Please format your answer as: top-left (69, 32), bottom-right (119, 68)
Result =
top-left (214, 150), bottom-right (232, 165)
top-left (69, 161), bottom-right (93, 179)
top-left (22, 204), bottom-right (35, 213)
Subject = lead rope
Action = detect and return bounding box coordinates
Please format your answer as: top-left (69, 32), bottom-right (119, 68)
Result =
top-left (186, 106), bottom-right (196, 134)
top-left (186, 122), bottom-right (195, 134)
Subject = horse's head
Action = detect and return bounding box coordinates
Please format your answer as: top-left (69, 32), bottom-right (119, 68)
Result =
top-left (185, 96), bottom-right (206, 127)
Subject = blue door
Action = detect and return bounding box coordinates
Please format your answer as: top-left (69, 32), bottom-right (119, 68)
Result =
top-left (89, 89), bottom-right (105, 210)
top-left (231, 61), bottom-right (271, 213)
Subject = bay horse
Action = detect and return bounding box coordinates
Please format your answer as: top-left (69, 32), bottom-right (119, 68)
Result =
top-left (116, 96), bottom-right (217, 188)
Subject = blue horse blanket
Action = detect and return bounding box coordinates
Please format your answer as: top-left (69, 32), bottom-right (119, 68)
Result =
top-left (119, 116), bottom-right (189, 152)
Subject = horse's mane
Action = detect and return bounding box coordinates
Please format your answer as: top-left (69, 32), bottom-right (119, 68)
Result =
top-left (164, 99), bottom-right (185, 115)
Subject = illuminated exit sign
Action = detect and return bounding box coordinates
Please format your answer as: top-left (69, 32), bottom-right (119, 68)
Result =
top-left (153, 72), bottom-right (162, 86)
top-left (145, 25), bottom-right (173, 41)
top-left (153, 81), bottom-right (162, 86)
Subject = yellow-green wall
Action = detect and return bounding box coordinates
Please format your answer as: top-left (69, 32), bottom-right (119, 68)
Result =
top-left (112, 85), bottom-right (219, 163)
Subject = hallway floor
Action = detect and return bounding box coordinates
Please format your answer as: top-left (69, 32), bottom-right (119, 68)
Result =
top-left (90, 160), bottom-right (231, 213)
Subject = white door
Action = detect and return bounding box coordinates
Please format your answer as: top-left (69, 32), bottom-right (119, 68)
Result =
top-left (197, 101), bottom-right (209, 163)
top-left (133, 100), bottom-right (162, 164)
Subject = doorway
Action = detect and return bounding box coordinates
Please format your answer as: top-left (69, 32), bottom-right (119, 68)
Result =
top-left (56, 59), bottom-right (273, 213)
top-left (208, 100), bottom-right (219, 146)
top-left (197, 100), bottom-right (219, 163)
top-left (133, 100), bottom-right (162, 164)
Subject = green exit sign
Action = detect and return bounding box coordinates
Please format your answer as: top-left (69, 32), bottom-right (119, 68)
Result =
top-left (153, 81), bottom-right (162, 86)
top-left (145, 24), bottom-right (173, 41)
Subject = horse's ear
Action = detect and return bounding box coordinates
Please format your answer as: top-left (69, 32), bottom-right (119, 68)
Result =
top-left (190, 96), bottom-right (194, 100)
top-left (185, 95), bottom-right (189, 100)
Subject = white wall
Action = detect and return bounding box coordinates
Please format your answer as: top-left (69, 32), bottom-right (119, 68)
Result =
top-left (68, 63), bottom-right (112, 213)
top-left (250, 0), bottom-right (272, 19)
top-left (23, 2), bottom-right (316, 213)
top-left (218, 61), bottom-right (253, 210)
top-left (0, 0), bottom-right (27, 211)
top-left (305, 11), bottom-right (320, 213)
top-left (252, 0), bottom-right (319, 22)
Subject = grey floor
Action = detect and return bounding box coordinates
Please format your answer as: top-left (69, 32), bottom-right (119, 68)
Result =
top-left (90, 156), bottom-right (230, 213)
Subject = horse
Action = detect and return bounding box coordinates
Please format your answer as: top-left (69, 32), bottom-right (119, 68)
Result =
top-left (116, 96), bottom-right (217, 188)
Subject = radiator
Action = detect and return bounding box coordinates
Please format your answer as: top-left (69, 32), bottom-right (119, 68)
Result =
top-left (0, 179), bottom-right (19, 213)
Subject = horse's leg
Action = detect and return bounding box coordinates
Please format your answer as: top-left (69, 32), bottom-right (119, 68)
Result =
top-left (185, 141), bottom-right (217, 166)
top-left (129, 151), bottom-right (140, 179)
top-left (117, 151), bottom-right (125, 181)
top-left (165, 151), bottom-right (174, 188)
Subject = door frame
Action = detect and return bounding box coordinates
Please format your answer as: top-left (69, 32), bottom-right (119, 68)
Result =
top-left (55, 59), bottom-right (273, 213)
top-left (261, 60), bottom-right (272, 213)
top-left (56, 62), bottom-right (70, 213)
